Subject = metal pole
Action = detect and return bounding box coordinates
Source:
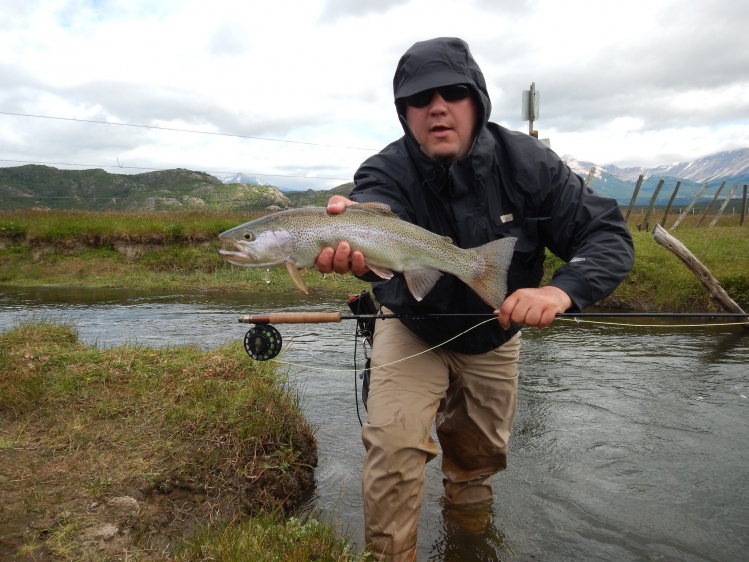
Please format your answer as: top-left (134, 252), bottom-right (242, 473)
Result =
top-left (529, 82), bottom-right (535, 135)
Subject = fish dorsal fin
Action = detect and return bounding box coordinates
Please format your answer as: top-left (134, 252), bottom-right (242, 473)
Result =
top-left (354, 202), bottom-right (399, 218)
top-left (403, 268), bottom-right (443, 302)
top-left (285, 261), bottom-right (309, 294)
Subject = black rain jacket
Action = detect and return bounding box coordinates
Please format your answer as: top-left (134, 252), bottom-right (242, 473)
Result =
top-left (350, 37), bottom-right (634, 354)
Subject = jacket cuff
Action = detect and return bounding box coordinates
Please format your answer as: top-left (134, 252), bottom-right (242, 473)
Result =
top-left (355, 270), bottom-right (385, 283)
top-left (547, 271), bottom-right (593, 312)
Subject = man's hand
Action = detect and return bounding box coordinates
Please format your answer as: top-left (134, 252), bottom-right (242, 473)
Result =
top-left (315, 196), bottom-right (370, 276)
top-left (496, 286), bottom-right (572, 329)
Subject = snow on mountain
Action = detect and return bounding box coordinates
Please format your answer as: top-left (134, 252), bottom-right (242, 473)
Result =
top-left (561, 155), bottom-right (597, 178)
top-left (215, 173), bottom-right (271, 186)
top-left (599, 148), bottom-right (749, 183)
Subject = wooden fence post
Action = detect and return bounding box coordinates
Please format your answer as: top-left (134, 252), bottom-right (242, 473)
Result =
top-left (709, 184), bottom-right (739, 227)
top-left (640, 179), bottom-right (664, 231)
top-left (741, 185), bottom-right (747, 226)
top-left (625, 174), bottom-right (644, 222)
top-left (696, 181), bottom-right (726, 227)
top-left (652, 225), bottom-right (749, 329)
top-left (671, 182), bottom-right (707, 230)
top-left (586, 167), bottom-right (596, 187)
top-left (660, 180), bottom-right (681, 227)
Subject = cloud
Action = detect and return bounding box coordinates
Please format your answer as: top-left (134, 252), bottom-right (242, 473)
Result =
top-left (0, 0), bottom-right (746, 187)
top-left (318, 0), bottom-right (410, 21)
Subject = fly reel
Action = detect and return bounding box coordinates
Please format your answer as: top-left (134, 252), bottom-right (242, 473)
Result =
top-left (243, 324), bottom-right (282, 361)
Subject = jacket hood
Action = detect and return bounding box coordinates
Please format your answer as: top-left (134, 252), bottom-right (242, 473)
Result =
top-left (393, 37), bottom-right (492, 131)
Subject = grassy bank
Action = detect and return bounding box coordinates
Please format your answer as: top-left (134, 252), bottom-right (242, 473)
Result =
top-left (1, 209), bottom-right (748, 310)
top-left (0, 321), bottom-right (364, 561)
top-left (0, 209), bottom-right (369, 297)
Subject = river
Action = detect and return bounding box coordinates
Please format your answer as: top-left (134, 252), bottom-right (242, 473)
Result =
top-left (1, 286), bottom-right (748, 561)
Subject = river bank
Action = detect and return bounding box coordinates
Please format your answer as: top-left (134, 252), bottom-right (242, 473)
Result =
top-left (0, 319), bottom-right (364, 561)
top-left (1, 209), bottom-right (747, 311)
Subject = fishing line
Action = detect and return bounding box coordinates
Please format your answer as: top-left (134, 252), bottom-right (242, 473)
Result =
top-left (267, 317), bottom-right (498, 374)
top-left (554, 318), bottom-right (749, 328)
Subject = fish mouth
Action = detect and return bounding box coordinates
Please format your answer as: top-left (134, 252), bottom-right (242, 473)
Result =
top-left (217, 240), bottom-right (259, 265)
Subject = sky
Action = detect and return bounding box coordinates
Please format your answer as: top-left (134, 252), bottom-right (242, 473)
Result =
top-left (1, 0), bottom-right (748, 190)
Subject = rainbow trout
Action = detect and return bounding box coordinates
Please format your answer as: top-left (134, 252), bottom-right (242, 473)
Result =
top-left (218, 203), bottom-right (517, 309)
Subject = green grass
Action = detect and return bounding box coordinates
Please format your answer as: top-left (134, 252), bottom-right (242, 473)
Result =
top-left (1, 209), bottom-right (748, 309)
top-left (0, 320), bottom-right (367, 561)
top-left (620, 216), bottom-right (749, 310)
top-left (0, 209), bottom-right (260, 243)
top-left (174, 511), bottom-right (370, 562)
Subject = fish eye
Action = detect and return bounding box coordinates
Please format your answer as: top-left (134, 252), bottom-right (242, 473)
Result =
top-left (242, 231), bottom-right (255, 241)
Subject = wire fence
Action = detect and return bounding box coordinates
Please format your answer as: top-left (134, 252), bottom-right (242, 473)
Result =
top-left (584, 167), bottom-right (748, 229)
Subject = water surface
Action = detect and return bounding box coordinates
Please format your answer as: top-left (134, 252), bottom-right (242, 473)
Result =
top-left (1, 286), bottom-right (747, 561)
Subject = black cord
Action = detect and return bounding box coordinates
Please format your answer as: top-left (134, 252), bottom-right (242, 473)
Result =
top-left (348, 291), bottom-right (378, 426)
top-left (354, 322), bottom-right (364, 427)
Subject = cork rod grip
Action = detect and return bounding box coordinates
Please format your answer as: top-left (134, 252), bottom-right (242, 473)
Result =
top-left (238, 312), bottom-right (342, 324)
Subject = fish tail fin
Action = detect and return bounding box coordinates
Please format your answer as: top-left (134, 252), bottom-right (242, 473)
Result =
top-left (467, 237), bottom-right (517, 309)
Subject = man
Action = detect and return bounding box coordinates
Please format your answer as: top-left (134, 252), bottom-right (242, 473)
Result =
top-left (317, 37), bottom-right (634, 561)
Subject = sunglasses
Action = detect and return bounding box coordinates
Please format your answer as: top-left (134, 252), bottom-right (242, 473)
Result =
top-left (405, 84), bottom-right (471, 108)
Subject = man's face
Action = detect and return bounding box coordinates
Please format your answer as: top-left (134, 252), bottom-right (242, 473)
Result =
top-left (405, 87), bottom-right (477, 162)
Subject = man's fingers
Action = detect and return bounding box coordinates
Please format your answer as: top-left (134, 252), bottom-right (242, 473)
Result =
top-left (498, 288), bottom-right (564, 329)
top-left (332, 241), bottom-right (352, 274)
top-left (350, 251), bottom-right (369, 276)
top-left (326, 195), bottom-right (354, 214)
top-left (497, 295), bottom-right (517, 330)
top-left (316, 246), bottom-right (335, 273)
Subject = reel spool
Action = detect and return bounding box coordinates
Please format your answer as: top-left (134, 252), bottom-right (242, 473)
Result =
top-left (243, 324), bottom-right (282, 361)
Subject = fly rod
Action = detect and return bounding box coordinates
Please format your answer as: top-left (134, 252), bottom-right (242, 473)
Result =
top-left (236, 302), bottom-right (749, 360)
top-left (238, 311), bottom-right (749, 324)
top-left (234, 289), bottom-right (749, 360)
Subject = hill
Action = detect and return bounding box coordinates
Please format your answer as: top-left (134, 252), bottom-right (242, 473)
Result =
top-left (0, 165), bottom-right (292, 212)
top-left (282, 182), bottom-right (355, 207)
top-left (4, 149), bottom-right (747, 212)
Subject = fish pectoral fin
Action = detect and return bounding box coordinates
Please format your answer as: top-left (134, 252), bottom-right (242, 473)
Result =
top-left (366, 264), bottom-right (395, 280)
top-left (403, 269), bottom-right (443, 301)
top-left (285, 261), bottom-right (309, 294)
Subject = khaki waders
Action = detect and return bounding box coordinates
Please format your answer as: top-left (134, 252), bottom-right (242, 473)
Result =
top-left (361, 312), bottom-right (520, 561)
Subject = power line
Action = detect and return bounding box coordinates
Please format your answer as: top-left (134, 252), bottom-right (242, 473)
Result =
top-left (0, 159), bottom-right (354, 182)
top-left (0, 111), bottom-right (380, 152)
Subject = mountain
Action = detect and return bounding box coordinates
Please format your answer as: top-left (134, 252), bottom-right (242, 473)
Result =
top-left (0, 165), bottom-right (291, 211)
top-left (216, 173), bottom-right (272, 186)
top-left (564, 148), bottom-right (749, 205)
top-left (602, 148), bottom-right (749, 184)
